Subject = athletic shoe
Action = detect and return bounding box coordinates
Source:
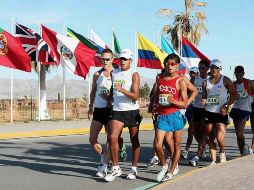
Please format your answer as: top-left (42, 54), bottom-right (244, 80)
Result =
top-left (96, 164), bottom-right (107, 177)
top-left (189, 156), bottom-right (199, 167)
top-left (249, 148), bottom-right (253, 155)
top-left (173, 163), bottom-right (179, 176)
top-left (162, 173), bottom-right (173, 182)
top-left (210, 161), bottom-right (216, 166)
top-left (243, 144), bottom-right (250, 156)
top-left (181, 149), bottom-right (188, 159)
top-left (219, 152), bottom-right (226, 163)
top-left (104, 167), bottom-right (122, 182)
top-left (157, 164), bottom-right (168, 182)
top-left (166, 157), bottom-right (171, 166)
top-left (201, 144), bottom-right (209, 158)
top-left (119, 143), bottom-right (127, 162)
top-left (126, 168), bottom-right (137, 180)
top-left (147, 156), bottom-right (159, 168)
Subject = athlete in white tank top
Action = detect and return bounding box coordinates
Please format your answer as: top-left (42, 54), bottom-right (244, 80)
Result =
top-left (193, 75), bottom-right (208, 108)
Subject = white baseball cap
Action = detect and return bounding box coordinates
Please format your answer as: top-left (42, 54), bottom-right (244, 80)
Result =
top-left (210, 59), bottom-right (222, 69)
top-left (120, 49), bottom-right (133, 59)
top-left (189, 67), bottom-right (199, 73)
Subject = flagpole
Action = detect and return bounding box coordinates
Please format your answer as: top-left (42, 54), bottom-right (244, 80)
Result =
top-left (87, 25), bottom-right (91, 107)
top-left (112, 26), bottom-right (114, 55)
top-left (63, 23), bottom-right (66, 120)
top-left (134, 28), bottom-right (137, 71)
top-left (10, 17), bottom-right (15, 123)
top-left (38, 20), bottom-right (41, 122)
top-left (158, 30), bottom-right (161, 48)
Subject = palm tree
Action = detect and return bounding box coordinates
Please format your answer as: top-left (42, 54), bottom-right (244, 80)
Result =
top-left (158, 0), bottom-right (208, 51)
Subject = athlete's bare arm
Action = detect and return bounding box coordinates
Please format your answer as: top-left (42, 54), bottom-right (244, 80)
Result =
top-left (220, 76), bottom-right (237, 115)
top-left (88, 72), bottom-right (99, 117)
top-left (182, 76), bottom-right (198, 104)
top-left (169, 78), bottom-right (188, 109)
top-left (114, 72), bottom-right (140, 101)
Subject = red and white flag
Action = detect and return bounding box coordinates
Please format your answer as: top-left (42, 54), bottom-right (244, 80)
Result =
top-left (41, 25), bottom-right (96, 78)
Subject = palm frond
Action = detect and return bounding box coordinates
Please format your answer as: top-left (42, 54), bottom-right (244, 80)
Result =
top-left (163, 25), bottom-right (171, 34)
top-left (157, 9), bottom-right (172, 17)
top-left (196, 11), bottom-right (206, 20)
top-left (193, 1), bottom-right (207, 7)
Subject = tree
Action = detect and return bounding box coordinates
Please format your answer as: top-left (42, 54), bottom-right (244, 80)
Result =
top-left (139, 83), bottom-right (150, 100)
top-left (158, 0), bottom-right (208, 51)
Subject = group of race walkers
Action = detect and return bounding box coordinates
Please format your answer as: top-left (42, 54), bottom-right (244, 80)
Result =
top-left (88, 48), bottom-right (254, 182)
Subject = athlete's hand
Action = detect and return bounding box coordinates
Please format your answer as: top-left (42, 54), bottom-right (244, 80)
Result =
top-left (114, 83), bottom-right (123, 92)
top-left (220, 105), bottom-right (228, 116)
top-left (99, 93), bottom-right (109, 100)
top-left (88, 107), bottom-right (93, 119)
top-left (201, 99), bottom-right (207, 106)
top-left (167, 94), bottom-right (176, 104)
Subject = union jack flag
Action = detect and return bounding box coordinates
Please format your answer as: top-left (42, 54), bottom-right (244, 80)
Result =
top-left (15, 22), bottom-right (55, 65)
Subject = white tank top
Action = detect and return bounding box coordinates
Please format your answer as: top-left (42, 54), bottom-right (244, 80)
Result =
top-left (205, 75), bottom-right (228, 113)
top-left (95, 71), bottom-right (112, 108)
top-left (112, 68), bottom-right (139, 111)
top-left (193, 75), bottom-right (208, 108)
top-left (233, 82), bottom-right (253, 112)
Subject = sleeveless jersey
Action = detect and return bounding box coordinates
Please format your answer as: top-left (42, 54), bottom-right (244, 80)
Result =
top-left (205, 75), bottom-right (228, 113)
top-left (233, 81), bottom-right (253, 112)
top-left (157, 75), bottom-right (181, 115)
top-left (193, 75), bottom-right (208, 108)
top-left (112, 68), bottom-right (139, 111)
top-left (94, 70), bottom-right (112, 108)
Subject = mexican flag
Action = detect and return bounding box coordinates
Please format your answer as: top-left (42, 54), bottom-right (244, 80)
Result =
top-left (112, 31), bottom-right (121, 57)
top-left (0, 28), bottom-right (31, 72)
top-left (41, 25), bottom-right (96, 78)
top-left (67, 27), bottom-right (102, 67)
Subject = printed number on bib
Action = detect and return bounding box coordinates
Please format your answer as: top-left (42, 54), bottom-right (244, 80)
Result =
top-left (113, 80), bottom-right (125, 90)
top-left (159, 94), bottom-right (172, 106)
top-left (197, 86), bottom-right (202, 93)
top-left (207, 95), bottom-right (220, 105)
top-left (99, 86), bottom-right (110, 95)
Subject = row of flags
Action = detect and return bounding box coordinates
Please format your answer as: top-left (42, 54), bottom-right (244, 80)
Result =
top-left (0, 21), bottom-right (210, 79)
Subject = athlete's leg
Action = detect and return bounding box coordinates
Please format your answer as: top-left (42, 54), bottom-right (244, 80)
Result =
top-left (233, 119), bottom-right (247, 155)
top-left (89, 120), bottom-right (104, 156)
top-left (129, 126), bottom-right (140, 167)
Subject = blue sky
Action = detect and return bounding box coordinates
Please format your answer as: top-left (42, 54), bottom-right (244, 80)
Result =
top-left (0, 0), bottom-right (254, 81)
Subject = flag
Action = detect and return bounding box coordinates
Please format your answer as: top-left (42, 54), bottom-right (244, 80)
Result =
top-left (41, 25), bottom-right (96, 78)
top-left (161, 34), bottom-right (187, 74)
top-left (15, 22), bottom-right (55, 65)
top-left (181, 36), bottom-right (210, 68)
top-left (0, 28), bottom-right (31, 72)
top-left (112, 31), bottom-right (121, 57)
top-left (90, 29), bottom-right (109, 53)
top-left (67, 27), bottom-right (102, 67)
top-left (15, 22), bottom-right (37, 61)
top-left (137, 32), bottom-right (167, 69)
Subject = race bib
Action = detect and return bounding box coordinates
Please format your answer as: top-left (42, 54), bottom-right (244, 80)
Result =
top-left (159, 94), bottom-right (172, 106)
top-left (237, 90), bottom-right (248, 99)
top-left (207, 95), bottom-right (220, 105)
top-left (197, 86), bottom-right (202, 93)
top-left (98, 86), bottom-right (110, 95)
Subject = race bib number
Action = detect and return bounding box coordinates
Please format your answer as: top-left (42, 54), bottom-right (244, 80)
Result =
top-left (98, 86), bottom-right (110, 95)
top-left (197, 86), bottom-right (202, 93)
top-left (207, 95), bottom-right (220, 105)
top-left (159, 94), bottom-right (172, 106)
top-left (238, 90), bottom-right (248, 99)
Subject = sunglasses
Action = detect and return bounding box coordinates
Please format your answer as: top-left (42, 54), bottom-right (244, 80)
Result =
top-left (198, 67), bottom-right (206, 70)
top-left (120, 57), bottom-right (130, 61)
top-left (101, 58), bottom-right (112, 62)
top-left (210, 66), bottom-right (220, 70)
top-left (166, 61), bottom-right (178, 66)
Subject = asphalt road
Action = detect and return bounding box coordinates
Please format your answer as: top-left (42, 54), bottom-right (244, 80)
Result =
top-left (0, 127), bottom-right (253, 190)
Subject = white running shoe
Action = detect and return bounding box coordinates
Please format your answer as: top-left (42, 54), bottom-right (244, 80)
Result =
top-left (104, 167), bottom-right (122, 182)
top-left (147, 156), bottom-right (159, 168)
top-left (210, 161), bottom-right (216, 166)
top-left (96, 164), bottom-right (107, 177)
top-left (189, 156), bottom-right (199, 167)
top-left (157, 164), bottom-right (168, 182)
top-left (126, 168), bottom-right (137, 180)
top-left (249, 148), bottom-right (253, 155)
top-left (173, 163), bottom-right (179, 176)
top-left (162, 173), bottom-right (173, 182)
top-left (219, 152), bottom-right (227, 163)
top-left (181, 149), bottom-right (188, 159)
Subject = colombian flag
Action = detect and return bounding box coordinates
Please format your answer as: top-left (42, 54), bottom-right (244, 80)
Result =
top-left (137, 32), bottom-right (167, 69)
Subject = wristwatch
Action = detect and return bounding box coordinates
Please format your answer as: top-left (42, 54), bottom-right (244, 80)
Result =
top-left (224, 104), bottom-right (228, 108)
